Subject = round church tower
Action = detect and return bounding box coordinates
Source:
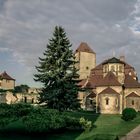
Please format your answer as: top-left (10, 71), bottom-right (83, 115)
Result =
top-left (75, 42), bottom-right (96, 79)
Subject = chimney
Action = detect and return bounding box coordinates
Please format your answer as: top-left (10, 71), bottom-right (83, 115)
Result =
top-left (120, 56), bottom-right (125, 62)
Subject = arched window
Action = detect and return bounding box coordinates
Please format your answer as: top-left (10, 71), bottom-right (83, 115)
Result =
top-left (132, 100), bottom-right (134, 105)
top-left (105, 97), bottom-right (109, 105)
top-left (111, 65), bottom-right (115, 71)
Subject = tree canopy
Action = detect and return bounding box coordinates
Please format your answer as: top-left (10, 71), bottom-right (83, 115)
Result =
top-left (34, 26), bottom-right (81, 111)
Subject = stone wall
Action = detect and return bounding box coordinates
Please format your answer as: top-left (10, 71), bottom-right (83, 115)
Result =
top-left (98, 93), bottom-right (120, 114)
top-left (75, 52), bottom-right (96, 79)
top-left (126, 97), bottom-right (140, 111)
top-left (1, 79), bottom-right (15, 90)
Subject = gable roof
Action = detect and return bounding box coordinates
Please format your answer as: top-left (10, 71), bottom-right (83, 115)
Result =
top-left (87, 75), bottom-right (103, 88)
top-left (100, 72), bottom-right (121, 86)
top-left (126, 92), bottom-right (140, 97)
top-left (102, 57), bottom-right (125, 65)
top-left (124, 75), bottom-right (140, 88)
top-left (99, 87), bottom-right (119, 94)
top-left (0, 71), bottom-right (15, 81)
top-left (75, 42), bottom-right (95, 54)
top-left (86, 92), bottom-right (96, 98)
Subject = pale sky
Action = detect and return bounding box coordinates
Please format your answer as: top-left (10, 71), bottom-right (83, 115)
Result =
top-left (0, 0), bottom-right (140, 87)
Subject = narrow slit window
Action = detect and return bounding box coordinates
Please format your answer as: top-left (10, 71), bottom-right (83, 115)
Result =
top-left (105, 98), bottom-right (109, 105)
top-left (132, 100), bottom-right (134, 105)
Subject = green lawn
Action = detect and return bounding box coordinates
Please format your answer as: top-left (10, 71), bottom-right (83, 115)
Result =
top-left (0, 112), bottom-right (140, 140)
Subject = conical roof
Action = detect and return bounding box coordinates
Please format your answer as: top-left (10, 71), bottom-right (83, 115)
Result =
top-left (75, 42), bottom-right (95, 54)
top-left (0, 71), bottom-right (15, 80)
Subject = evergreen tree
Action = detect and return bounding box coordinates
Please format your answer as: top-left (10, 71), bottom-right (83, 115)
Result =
top-left (34, 26), bottom-right (81, 111)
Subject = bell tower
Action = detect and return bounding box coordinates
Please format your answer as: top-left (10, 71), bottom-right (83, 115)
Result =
top-left (75, 42), bottom-right (96, 79)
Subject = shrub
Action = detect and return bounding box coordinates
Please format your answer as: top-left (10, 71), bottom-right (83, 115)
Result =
top-left (22, 109), bottom-right (67, 132)
top-left (64, 116), bottom-right (81, 129)
top-left (122, 108), bottom-right (137, 121)
top-left (79, 117), bottom-right (92, 131)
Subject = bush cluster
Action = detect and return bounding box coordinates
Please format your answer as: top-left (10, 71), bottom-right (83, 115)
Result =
top-left (79, 117), bottom-right (92, 131)
top-left (122, 108), bottom-right (137, 121)
top-left (0, 103), bottom-right (92, 133)
top-left (0, 103), bottom-right (33, 127)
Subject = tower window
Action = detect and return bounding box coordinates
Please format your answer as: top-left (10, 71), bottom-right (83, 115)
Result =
top-left (111, 66), bottom-right (115, 72)
top-left (86, 66), bottom-right (89, 70)
top-left (132, 100), bottom-right (134, 105)
top-left (105, 97), bottom-right (109, 105)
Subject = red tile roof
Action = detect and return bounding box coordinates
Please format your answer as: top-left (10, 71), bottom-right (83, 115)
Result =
top-left (86, 92), bottom-right (96, 98)
top-left (88, 75), bottom-right (103, 87)
top-left (99, 72), bottom-right (121, 86)
top-left (78, 79), bottom-right (87, 87)
top-left (99, 87), bottom-right (119, 95)
top-left (0, 71), bottom-right (15, 80)
top-left (126, 92), bottom-right (140, 97)
top-left (124, 62), bottom-right (134, 69)
top-left (124, 75), bottom-right (140, 88)
top-left (75, 42), bottom-right (95, 54)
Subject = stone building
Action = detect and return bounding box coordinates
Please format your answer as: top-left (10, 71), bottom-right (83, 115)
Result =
top-left (0, 71), bottom-right (39, 104)
top-left (77, 43), bottom-right (140, 114)
top-left (0, 71), bottom-right (15, 90)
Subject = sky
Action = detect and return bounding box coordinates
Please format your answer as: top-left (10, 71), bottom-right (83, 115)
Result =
top-left (0, 0), bottom-right (140, 87)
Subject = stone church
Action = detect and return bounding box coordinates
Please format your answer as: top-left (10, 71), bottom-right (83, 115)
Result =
top-left (76, 42), bottom-right (140, 114)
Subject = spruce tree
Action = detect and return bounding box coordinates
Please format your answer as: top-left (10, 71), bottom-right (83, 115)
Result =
top-left (34, 26), bottom-right (81, 111)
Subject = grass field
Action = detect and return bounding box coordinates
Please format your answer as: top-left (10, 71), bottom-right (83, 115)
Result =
top-left (0, 111), bottom-right (140, 140)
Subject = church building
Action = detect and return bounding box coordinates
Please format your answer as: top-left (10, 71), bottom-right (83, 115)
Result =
top-left (76, 42), bottom-right (140, 114)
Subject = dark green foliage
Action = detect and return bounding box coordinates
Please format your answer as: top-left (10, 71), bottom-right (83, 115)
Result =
top-left (64, 116), bottom-right (81, 129)
top-left (0, 103), bottom-right (33, 127)
top-left (22, 108), bottom-right (81, 132)
top-left (34, 26), bottom-right (81, 111)
top-left (14, 84), bottom-right (30, 93)
top-left (122, 108), bottom-right (137, 121)
top-left (114, 136), bottom-right (119, 140)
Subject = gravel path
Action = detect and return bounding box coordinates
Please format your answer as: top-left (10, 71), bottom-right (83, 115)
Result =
top-left (121, 125), bottom-right (140, 140)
